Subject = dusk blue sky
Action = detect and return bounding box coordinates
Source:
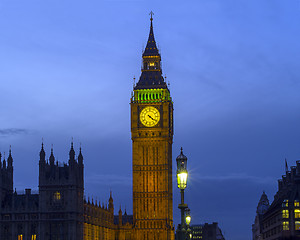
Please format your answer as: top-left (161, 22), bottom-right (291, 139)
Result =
top-left (1, 1), bottom-right (300, 239)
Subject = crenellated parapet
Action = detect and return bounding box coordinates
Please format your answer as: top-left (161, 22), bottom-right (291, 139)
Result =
top-left (277, 161), bottom-right (300, 193)
top-left (83, 193), bottom-right (116, 240)
top-left (84, 198), bottom-right (113, 227)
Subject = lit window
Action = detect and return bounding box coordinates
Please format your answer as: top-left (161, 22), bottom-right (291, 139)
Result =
top-left (295, 209), bottom-right (300, 218)
top-left (282, 200), bottom-right (289, 207)
top-left (18, 235), bottom-right (23, 240)
top-left (295, 201), bottom-right (300, 207)
top-left (149, 62), bottom-right (155, 67)
top-left (283, 221), bottom-right (289, 230)
top-left (296, 221), bottom-right (300, 230)
top-left (282, 210), bottom-right (289, 218)
top-left (31, 235), bottom-right (36, 240)
top-left (54, 192), bottom-right (61, 201)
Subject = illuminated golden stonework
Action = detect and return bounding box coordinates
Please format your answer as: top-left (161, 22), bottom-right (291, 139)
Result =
top-left (130, 13), bottom-right (174, 240)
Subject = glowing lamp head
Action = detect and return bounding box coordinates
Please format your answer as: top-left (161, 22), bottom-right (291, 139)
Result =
top-left (185, 208), bottom-right (191, 225)
top-left (177, 171), bottom-right (188, 189)
top-left (176, 147), bottom-right (188, 190)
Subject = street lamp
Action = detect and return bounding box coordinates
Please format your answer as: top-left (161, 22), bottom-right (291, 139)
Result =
top-left (185, 208), bottom-right (192, 240)
top-left (185, 208), bottom-right (191, 225)
top-left (176, 147), bottom-right (188, 240)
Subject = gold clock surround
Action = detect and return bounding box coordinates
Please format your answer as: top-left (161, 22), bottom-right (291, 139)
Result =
top-left (140, 106), bottom-right (160, 127)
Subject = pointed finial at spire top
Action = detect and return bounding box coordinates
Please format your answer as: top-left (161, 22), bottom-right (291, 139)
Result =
top-left (8, 146), bottom-right (12, 162)
top-left (180, 147), bottom-right (183, 154)
top-left (149, 11), bottom-right (154, 22)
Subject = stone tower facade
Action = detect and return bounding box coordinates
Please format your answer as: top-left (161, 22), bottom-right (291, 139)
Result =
top-left (0, 150), bottom-right (13, 206)
top-left (252, 192), bottom-right (269, 240)
top-left (38, 142), bottom-right (84, 240)
top-left (130, 15), bottom-right (174, 240)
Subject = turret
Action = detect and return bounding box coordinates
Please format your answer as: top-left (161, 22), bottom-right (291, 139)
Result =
top-left (7, 147), bottom-right (13, 191)
top-left (69, 141), bottom-right (75, 165)
top-left (0, 148), bottom-right (14, 197)
top-left (7, 146), bottom-right (13, 168)
top-left (256, 191), bottom-right (269, 215)
top-left (3, 153), bottom-right (6, 169)
top-left (78, 146), bottom-right (83, 166)
top-left (39, 142), bottom-right (46, 164)
top-left (49, 146), bottom-right (55, 165)
top-left (118, 207), bottom-right (122, 226)
top-left (109, 191), bottom-right (114, 214)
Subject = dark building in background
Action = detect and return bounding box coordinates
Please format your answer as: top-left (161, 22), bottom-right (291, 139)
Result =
top-left (253, 161), bottom-right (300, 240)
top-left (190, 223), bottom-right (225, 240)
top-left (252, 192), bottom-right (270, 240)
top-left (0, 145), bottom-right (133, 240)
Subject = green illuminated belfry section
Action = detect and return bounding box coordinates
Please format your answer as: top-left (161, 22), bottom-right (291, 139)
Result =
top-left (132, 13), bottom-right (171, 103)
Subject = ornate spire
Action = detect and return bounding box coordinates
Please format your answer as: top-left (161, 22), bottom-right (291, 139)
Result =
top-left (3, 152), bottom-right (6, 168)
top-left (7, 145), bottom-right (13, 167)
top-left (69, 139), bottom-right (75, 163)
top-left (49, 145), bottom-right (55, 165)
top-left (134, 13), bottom-right (168, 91)
top-left (143, 11), bottom-right (159, 57)
top-left (109, 190), bottom-right (114, 211)
top-left (40, 141), bottom-right (46, 162)
top-left (78, 143), bottom-right (83, 164)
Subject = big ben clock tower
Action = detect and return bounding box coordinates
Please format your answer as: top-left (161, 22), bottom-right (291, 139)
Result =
top-left (131, 13), bottom-right (174, 240)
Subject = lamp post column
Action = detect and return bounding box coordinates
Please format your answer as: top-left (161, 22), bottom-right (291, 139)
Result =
top-left (176, 148), bottom-right (189, 240)
top-left (179, 189), bottom-right (187, 240)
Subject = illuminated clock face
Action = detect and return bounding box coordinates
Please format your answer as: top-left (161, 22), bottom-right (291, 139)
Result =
top-left (140, 106), bottom-right (160, 127)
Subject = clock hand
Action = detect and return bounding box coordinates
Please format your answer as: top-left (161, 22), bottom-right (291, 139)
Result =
top-left (148, 115), bottom-right (155, 120)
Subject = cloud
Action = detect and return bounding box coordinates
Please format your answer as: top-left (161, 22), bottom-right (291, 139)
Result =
top-left (191, 173), bottom-right (276, 185)
top-left (0, 128), bottom-right (29, 136)
top-left (86, 174), bottom-right (131, 186)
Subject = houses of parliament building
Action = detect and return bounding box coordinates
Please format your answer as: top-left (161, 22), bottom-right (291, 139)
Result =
top-left (0, 15), bottom-right (175, 240)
